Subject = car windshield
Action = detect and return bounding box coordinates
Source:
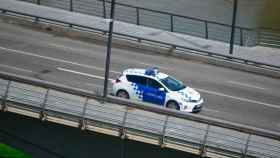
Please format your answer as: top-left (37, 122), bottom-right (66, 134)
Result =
top-left (160, 76), bottom-right (186, 91)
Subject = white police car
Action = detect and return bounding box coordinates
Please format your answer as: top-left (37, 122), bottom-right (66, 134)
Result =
top-left (112, 68), bottom-right (203, 113)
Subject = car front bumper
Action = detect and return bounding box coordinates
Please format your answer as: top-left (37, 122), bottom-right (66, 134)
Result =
top-left (180, 98), bottom-right (204, 113)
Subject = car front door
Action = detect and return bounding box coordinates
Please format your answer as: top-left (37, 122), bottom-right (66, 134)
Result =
top-left (142, 78), bottom-right (166, 106)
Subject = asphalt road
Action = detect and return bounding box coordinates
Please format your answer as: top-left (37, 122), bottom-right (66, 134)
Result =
top-left (0, 20), bottom-right (279, 133)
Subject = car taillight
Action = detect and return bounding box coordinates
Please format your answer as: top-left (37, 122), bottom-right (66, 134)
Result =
top-left (115, 78), bottom-right (121, 83)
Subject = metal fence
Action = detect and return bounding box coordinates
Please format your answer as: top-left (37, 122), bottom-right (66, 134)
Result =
top-left (17, 0), bottom-right (258, 46)
top-left (258, 28), bottom-right (280, 49)
top-left (0, 71), bottom-right (280, 158)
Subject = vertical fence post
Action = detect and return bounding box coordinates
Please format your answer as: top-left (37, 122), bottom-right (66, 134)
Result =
top-left (103, 0), bottom-right (116, 98)
top-left (256, 28), bottom-right (260, 45)
top-left (70, 0), bottom-right (73, 12)
top-left (136, 7), bottom-right (141, 42)
top-left (136, 7), bottom-right (140, 26)
top-left (40, 89), bottom-right (50, 121)
top-left (200, 124), bottom-right (210, 157)
top-left (205, 21), bottom-right (209, 39)
top-left (242, 134), bottom-right (251, 158)
top-left (229, 0), bottom-right (238, 55)
top-left (102, 0), bottom-right (107, 35)
top-left (69, 0), bottom-right (73, 27)
top-left (159, 116), bottom-right (169, 147)
top-left (103, 0), bottom-right (107, 19)
top-left (79, 98), bottom-right (89, 130)
top-left (1, 80), bottom-right (11, 111)
top-left (170, 15), bottom-right (174, 32)
top-left (240, 28), bottom-right (243, 46)
top-left (34, 0), bottom-right (41, 22)
top-left (120, 106), bottom-right (129, 158)
top-left (120, 106), bottom-right (128, 139)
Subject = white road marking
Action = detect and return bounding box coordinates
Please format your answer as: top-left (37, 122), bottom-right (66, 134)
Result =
top-left (227, 81), bottom-right (266, 90)
top-left (57, 67), bottom-right (114, 81)
top-left (0, 46), bottom-right (121, 74)
top-left (0, 64), bottom-right (33, 73)
top-left (51, 43), bottom-right (170, 71)
top-left (0, 46), bottom-right (279, 110)
top-left (196, 88), bottom-right (280, 110)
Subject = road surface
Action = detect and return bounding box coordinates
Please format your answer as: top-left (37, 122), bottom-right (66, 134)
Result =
top-left (0, 19), bottom-right (279, 132)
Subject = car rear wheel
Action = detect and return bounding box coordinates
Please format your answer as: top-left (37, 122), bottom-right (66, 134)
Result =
top-left (166, 101), bottom-right (179, 110)
top-left (116, 90), bottom-right (129, 99)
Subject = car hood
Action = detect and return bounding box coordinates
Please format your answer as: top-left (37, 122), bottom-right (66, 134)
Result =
top-left (176, 87), bottom-right (201, 101)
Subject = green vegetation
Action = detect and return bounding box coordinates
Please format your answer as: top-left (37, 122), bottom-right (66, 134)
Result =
top-left (0, 144), bottom-right (32, 158)
top-left (261, 0), bottom-right (280, 29)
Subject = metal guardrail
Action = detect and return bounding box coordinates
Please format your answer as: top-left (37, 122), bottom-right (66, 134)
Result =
top-left (0, 71), bottom-right (280, 158)
top-left (18, 0), bottom-right (254, 46)
top-left (258, 28), bottom-right (280, 49)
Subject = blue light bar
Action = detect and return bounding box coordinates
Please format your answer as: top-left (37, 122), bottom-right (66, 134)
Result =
top-left (145, 67), bottom-right (158, 76)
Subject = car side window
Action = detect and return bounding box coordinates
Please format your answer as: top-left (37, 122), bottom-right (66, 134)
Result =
top-left (126, 75), bottom-right (146, 85)
top-left (147, 78), bottom-right (163, 89)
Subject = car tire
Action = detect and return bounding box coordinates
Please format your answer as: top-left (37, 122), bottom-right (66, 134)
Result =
top-left (166, 101), bottom-right (179, 110)
top-left (116, 90), bottom-right (129, 99)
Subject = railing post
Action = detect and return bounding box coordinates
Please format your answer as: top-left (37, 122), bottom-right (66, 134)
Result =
top-left (1, 80), bottom-right (11, 112)
top-left (242, 134), bottom-right (251, 158)
top-left (240, 28), bottom-right (244, 46)
top-left (170, 15), bottom-right (174, 32)
top-left (229, 0), bottom-right (238, 55)
top-left (120, 106), bottom-right (129, 139)
top-left (69, 0), bottom-right (73, 27)
top-left (200, 124), bottom-right (210, 157)
top-left (205, 21), bottom-right (208, 39)
top-left (34, 0), bottom-right (41, 22)
top-left (70, 0), bottom-right (73, 12)
top-left (136, 7), bottom-right (141, 43)
top-left (102, 0), bottom-right (107, 19)
top-left (39, 89), bottom-right (50, 121)
top-left (159, 116), bottom-right (169, 147)
top-left (256, 28), bottom-right (261, 45)
top-left (79, 98), bottom-right (89, 130)
top-left (136, 8), bottom-right (140, 26)
top-left (103, 0), bottom-right (116, 98)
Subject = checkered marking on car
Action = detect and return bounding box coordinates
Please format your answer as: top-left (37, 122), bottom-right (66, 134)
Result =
top-left (131, 83), bottom-right (143, 99)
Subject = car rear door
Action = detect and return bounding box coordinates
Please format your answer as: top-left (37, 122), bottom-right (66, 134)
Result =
top-left (126, 75), bottom-right (147, 101)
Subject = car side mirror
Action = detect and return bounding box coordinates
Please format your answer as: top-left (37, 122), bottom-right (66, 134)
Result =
top-left (159, 87), bottom-right (165, 92)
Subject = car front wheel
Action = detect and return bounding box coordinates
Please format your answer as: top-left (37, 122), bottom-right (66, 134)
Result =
top-left (166, 101), bottom-right (179, 110)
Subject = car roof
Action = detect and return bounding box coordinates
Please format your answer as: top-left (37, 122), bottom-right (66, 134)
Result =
top-left (123, 68), bottom-right (168, 80)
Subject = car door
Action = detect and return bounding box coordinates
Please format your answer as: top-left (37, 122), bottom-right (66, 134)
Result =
top-left (142, 78), bottom-right (166, 106)
top-left (126, 75), bottom-right (147, 101)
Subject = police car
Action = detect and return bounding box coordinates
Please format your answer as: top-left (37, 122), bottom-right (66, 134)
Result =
top-left (112, 68), bottom-right (203, 113)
